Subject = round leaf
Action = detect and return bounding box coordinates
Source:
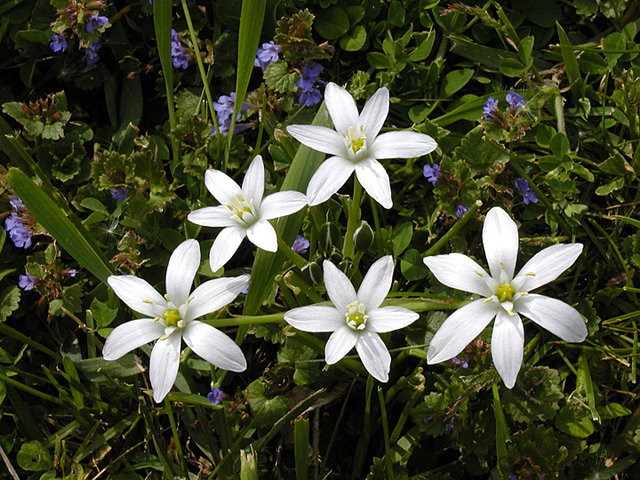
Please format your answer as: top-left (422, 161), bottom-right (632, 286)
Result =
top-left (315, 7), bottom-right (350, 40)
top-left (340, 25), bottom-right (367, 51)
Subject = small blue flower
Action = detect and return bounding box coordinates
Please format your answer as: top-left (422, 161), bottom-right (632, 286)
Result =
top-left (213, 93), bottom-right (239, 122)
top-left (83, 42), bottom-right (101, 70)
top-left (291, 235), bottom-right (310, 255)
top-left (4, 213), bottom-right (32, 249)
top-left (18, 274), bottom-right (38, 291)
top-left (9, 197), bottom-right (24, 211)
top-left (86, 13), bottom-right (109, 34)
top-left (254, 41), bottom-right (281, 70)
top-left (170, 30), bottom-right (190, 69)
top-left (50, 34), bottom-right (67, 53)
top-left (110, 187), bottom-right (129, 201)
top-left (423, 163), bottom-right (441, 185)
top-left (455, 205), bottom-right (468, 218)
top-left (506, 91), bottom-right (525, 112)
top-left (66, 269), bottom-right (78, 277)
top-left (303, 62), bottom-right (323, 79)
top-left (207, 387), bottom-right (225, 404)
top-left (444, 417), bottom-right (455, 435)
top-left (298, 88), bottom-right (321, 107)
top-left (450, 356), bottom-right (469, 368)
top-left (514, 178), bottom-right (538, 205)
top-left (482, 96), bottom-right (499, 119)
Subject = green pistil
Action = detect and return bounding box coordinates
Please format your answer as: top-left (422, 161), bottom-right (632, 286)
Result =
top-left (163, 309), bottom-right (182, 327)
top-left (345, 302), bottom-right (368, 330)
top-left (350, 136), bottom-right (365, 153)
top-left (495, 283), bottom-right (516, 303)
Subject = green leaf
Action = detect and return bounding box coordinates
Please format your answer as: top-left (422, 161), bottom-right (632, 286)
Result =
top-left (392, 222), bottom-right (413, 256)
top-left (264, 60), bottom-right (298, 93)
top-left (0, 286), bottom-right (21, 322)
top-left (315, 6), bottom-right (350, 40)
top-left (556, 22), bottom-right (581, 86)
top-left (555, 404), bottom-right (594, 438)
top-left (246, 378), bottom-right (289, 428)
top-left (340, 25), bottom-right (367, 51)
top-left (440, 68), bottom-right (474, 98)
top-left (74, 354), bottom-right (143, 382)
top-left (602, 31), bottom-right (626, 67)
top-left (17, 441), bottom-right (52, 471)
top-left (387, 1), bottom-right (405, 26)
top-left (549, 132), bottom-right (570, 157)
top-left (7, 168), bottom-right (113, 283)
top-left (595, 176), bottom-right (625, 195)
top-left (401, 249), bottom-right (429, 281)
top-left (499, 57), bottom-right (526, 77)
top-left (598, 402), bottom-right (631, 420)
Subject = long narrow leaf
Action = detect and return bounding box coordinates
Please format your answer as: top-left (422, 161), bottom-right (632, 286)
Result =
top-left (7, 168), bottom-right (113, 282)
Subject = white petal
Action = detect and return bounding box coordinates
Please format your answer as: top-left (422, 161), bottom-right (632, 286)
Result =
top-left (204, 169), bottom-right (243, 206)
top-left (187, 205), bottom-right (237, 228)
top-left (370, 131), bottom-right (438, 159)
top-left (209, 227), bottom-right (246, 273)
top-left (186, 274), bottom-right (250, 321)
top-left (367, 306), bottom-right (419, 333)
top-left (284, 305), bottom-right (344, 332)
top-left (359, 87), bottom-right (389, 140)
top-left (491, 310), bottom-right (524, 389)
top-left (324, 82), bottom-right (360, 135)
top-left (246, 220), bottom-right (277, 252)
top-left (183, 321), bottom-right (247, 372)
top-left (483, 207), bottom-right (519, 280)
top-left (242, 155), bottom-right (265, 206)
top-left (325, 326), bottom-right (358, 364)
top-left (165, 239), bottom-right (199, 306)
top-left (513, 243), bottom-right (583, 292)
top-left (286, 125), bottom-right (347, 157)
top-left (323, 260), bottom-right (357, 313)
top-left (107, 275), bottom-right (166, 317)
top-left (306, 156), bottom-right (355, 206)
top-left (355, 159), bottom-right (392, 209)
top-left (260, 191), bottom-right (307, 220)
top-left (423, 253), bottom-right (495, 297)
top-left (515, 294), bottom-right (587, 342)
top-left (102, 318), bottom-right (165, 360)
top-left (149, 331), bottom-right (182, 402)
top-left (357, 256), bottom-right (394, 310)
top-left (427, 299), bottom-right (498, 364)
top-left (356, 330), bottom-right (391, 382)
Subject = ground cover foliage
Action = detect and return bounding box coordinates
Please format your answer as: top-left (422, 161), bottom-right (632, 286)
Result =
top-left (0, 0), bottom-right (639, 478)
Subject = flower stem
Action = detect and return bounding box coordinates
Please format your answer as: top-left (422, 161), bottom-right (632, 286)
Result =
top-left (423, 200), bottom-right (482, 257)
top-left (343, 178), bottom-right (363, 260)
top-left (164, 397), bottom-right (188, 474)
top-left (277, 231), bottom-right (308, 269)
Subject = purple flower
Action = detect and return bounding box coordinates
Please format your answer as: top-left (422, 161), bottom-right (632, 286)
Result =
top-left (4, 213), bottom-right (32, 249)
top-left (110, 187), bottom-right (129, 201)
top-left (170, 30), bottom-right (190, 69)
top-left (18, 274), bottom-right (38, 291)
top-left (241, 275), bottom-right (250, 294)
top-left (211, 93), bottom-right (251, 134)
top-left (508, 476), bottom-right (517, 480)
top-left (482, 96), bottom-right (499, 119)
top-left (506, 91), bottom-right (525, 112)
top-left (9, 197), bottom-right (24, 211)
top-left (86, 13), bottom-right (109, 34)
top-left (50, 34), bottom-right (67, 53)
top-left (303, 62), bottom-right (323, 79)
top-left (254, 41), bottom-right (281, 69)
top-left (455, 205), bottom-right (468, 218)
top-left (423, 163), bottom-right (441, 185)
top-left (207, 387), bottom-right (224, 404)
top-left (291, 235), bottom-right (310, 255)
top-left (83, 42), bottom-right (101, 70)
top-left (514, 178), bottom-right (538, 205)
top-left (298, 88), bottom-right (322, 107)
top-left (444, 417), bottom-right (455, 435)
top-left (450, 356), bottom-right (468, 368)
top-left (66, 269), bottom-right (78, 277)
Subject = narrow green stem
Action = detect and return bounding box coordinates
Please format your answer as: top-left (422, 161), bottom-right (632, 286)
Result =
top-left (277, 231), bottom-right (309, 269)
top-left (343, 178), bottom-right (363, 259)
top-left (164, 397), bottom-right (188, 474)
top-left (554, 90), bottom-right (566, 135)
top-left (0, 323), bottom-right (61, 360)
top-left (377, 387), bottom-right (394, 480)
top-left (0, 371), bottom-right (64, 406)
top-left (423, 200), bottom-right (482, 257)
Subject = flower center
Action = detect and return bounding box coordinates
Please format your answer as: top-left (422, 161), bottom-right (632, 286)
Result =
top-left (226, 194), bottom-right (257, 226)
top-left (344, 126), bottom-right (367, 156)
top-left (345, 301), bottom-right (368, 330)
top-left (495, 283), bottom-right (516, 303)
top-left (162, 309), bottom-right (183, 328)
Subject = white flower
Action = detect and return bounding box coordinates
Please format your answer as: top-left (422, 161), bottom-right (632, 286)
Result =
top-left (286, 82), bottom-right (437, 209)
top-left (423, 207), bottom-right (587, 388)
top-left (284, 256), bottom-right (418, 382)
top-left (103, 239), bottom-right (249, 402)
top-left (188, 155), bottom-right (307, 272)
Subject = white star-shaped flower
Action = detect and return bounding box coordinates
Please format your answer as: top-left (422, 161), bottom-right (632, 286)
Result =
top-left (286, 82), bottom-right (437, 209)
top-left (423, 207), bottom-right (588, 388)
top-left (103, 239), bottom-right (249, 402)
top-left (284, 256), bottom-right (419, 382)
top-left (188, 155), bottom-right (307, 272)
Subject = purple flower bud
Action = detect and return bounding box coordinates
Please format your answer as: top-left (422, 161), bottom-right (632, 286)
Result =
top-left (298, 88), bottom-right (321, 107)
top-left (110, 187), bottom-right (129, 201)
top-left (18, 274), bottom-right (38, 291)
top-left (482, 96), bottom-right (499, 119)
top-left (302, 62), bottom-right (323, 79)
top-left (455, 205), bottom-right (468, 218)
top-left (450, 356), bottom-right (469, 368)
top-left (254, 41), bottom-right (281, 70)
top-left (170, 30), bottom-right (190, 69)
top-left (423, 163), bottom-right (441, 185)
top-left (66, 269), bottom-right (78, 277)
top-left (4, 213), bottom-right (32, 249)
top-left (83, 42), bottom-right (101, 70)
top-left (86, 13), bottom-right (109, 34)
top-left (207, 387), bottom-right (224, 404)
top-left (10, 197), bottom-right (24, 211)
top-left (50, 34), bottom-right (67, 53)
top-left (444, 417), bottom-right (455, 435)
top-left (506, 91), bottom-right (525, 112)
top-left (514, 178), bottom-right (538, 205)
top-left (291, 235), bottom-right (310, 255)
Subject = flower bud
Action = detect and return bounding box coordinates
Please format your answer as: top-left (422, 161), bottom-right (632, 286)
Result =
top-left (353, 220), bottom-right (374, 252)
